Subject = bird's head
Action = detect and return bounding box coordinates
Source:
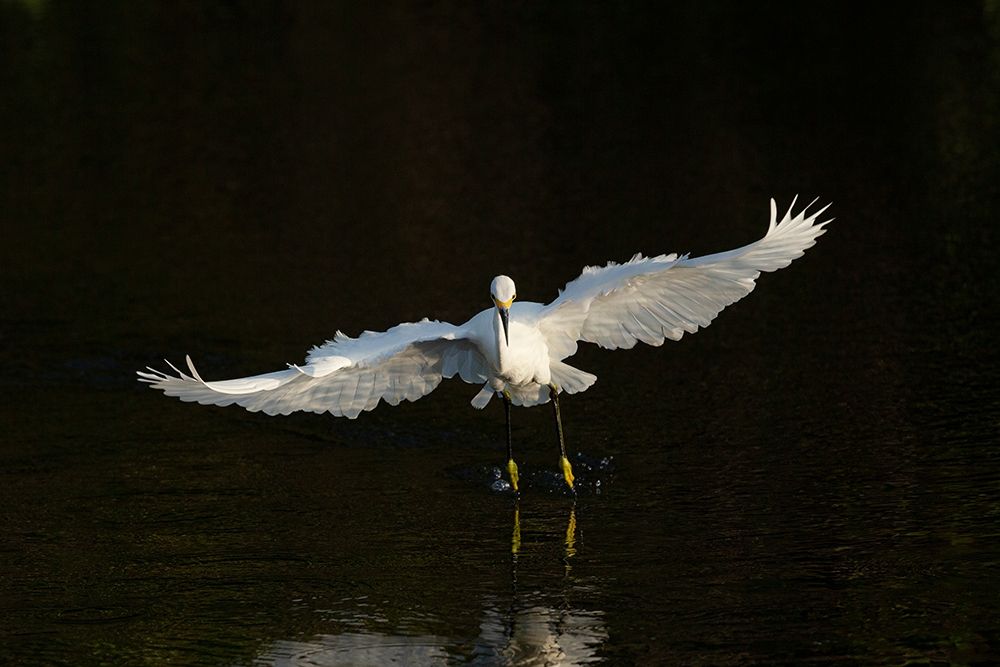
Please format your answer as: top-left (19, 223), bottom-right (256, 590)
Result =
top-left (490, 275), bottom-right (516, 345)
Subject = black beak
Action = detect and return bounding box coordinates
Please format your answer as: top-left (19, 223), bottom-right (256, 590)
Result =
top-left (499, 306), bottom-right (510, 345)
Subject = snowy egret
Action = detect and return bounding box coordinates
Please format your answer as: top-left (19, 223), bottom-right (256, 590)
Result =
top-left (139, 197), bottom-right (832, 492)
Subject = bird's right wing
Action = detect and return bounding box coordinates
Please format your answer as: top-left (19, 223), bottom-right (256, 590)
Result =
top-left (538, 197), bottom-right (832, 357)
top-left (137, 319), bottom-right (489, 418)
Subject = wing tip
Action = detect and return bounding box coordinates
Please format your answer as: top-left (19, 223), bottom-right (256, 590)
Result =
top-left (771, 196), bottom-right (833, 233)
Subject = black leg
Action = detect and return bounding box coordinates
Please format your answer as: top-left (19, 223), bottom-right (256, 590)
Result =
top-left (503, 391), bottom-right (519, 492)
top-left (504, 391), bottom-right (513, 461)
top-left (549, 385), bottom-right (575, 490)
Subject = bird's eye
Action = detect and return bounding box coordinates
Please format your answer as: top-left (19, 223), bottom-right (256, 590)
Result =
top-left (512, 294), bottom-right (516, 300)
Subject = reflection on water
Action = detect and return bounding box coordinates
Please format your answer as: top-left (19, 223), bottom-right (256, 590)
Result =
top-left (564, 507), bottom-right (577, 561)
top-left (254, 506), bottom-right (606, 666)
top-left (256, 632), bottom-right (451, 666)
top-left (476, 601), bottom-right (606, 666)
top-left (255, 604), bottom-right (607, 667)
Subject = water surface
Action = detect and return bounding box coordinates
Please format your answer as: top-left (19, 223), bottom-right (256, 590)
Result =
top-left (2, 2), bottom-right (999, 664)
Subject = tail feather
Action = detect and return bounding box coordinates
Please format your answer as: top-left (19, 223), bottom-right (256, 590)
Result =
top-left (550, 360), bottom-right (597, 395)
top-left (470, 383), bottom-right (494, 409)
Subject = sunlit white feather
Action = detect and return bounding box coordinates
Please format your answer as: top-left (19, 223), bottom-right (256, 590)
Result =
top-left (139, 197), bottom-right (831, 417)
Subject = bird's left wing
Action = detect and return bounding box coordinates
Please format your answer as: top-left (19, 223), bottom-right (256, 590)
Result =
top-left (137, 319), bottom-right (489, 418)
top-left (538, 197), bottom-right (832, 357)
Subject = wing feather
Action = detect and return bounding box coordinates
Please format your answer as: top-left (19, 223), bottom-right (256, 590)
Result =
top-left (539, 197), bottom-right (832, 352)
top-left (138, 318), bottom-right (490, 418)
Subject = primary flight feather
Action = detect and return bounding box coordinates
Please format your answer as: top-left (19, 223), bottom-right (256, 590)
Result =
top-left (139, 197), bottom-right (832, 492)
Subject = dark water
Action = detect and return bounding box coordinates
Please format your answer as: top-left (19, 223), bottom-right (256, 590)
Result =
top-left (3, 2), bottom-right (1000, 664)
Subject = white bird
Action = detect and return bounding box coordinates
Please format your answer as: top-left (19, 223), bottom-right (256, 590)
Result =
top-left (139, 197), bottom-right (832, 492)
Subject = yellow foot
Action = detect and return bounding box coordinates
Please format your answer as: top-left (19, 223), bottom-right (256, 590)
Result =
top-left (507, 458), bottom-right (520, 492)
top-left (559, 455), bottom-right (575, 490)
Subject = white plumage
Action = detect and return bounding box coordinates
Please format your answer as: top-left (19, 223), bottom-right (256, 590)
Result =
top-left (139, 197), bottom-right (832, 421)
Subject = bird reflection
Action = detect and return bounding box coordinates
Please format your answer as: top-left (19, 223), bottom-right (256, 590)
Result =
top-left (476, 601), bottom-right (606, 666)
top-left (486, 501), bottom-right (600, 665)
top-left (253, 503), bottom-right (605, 666)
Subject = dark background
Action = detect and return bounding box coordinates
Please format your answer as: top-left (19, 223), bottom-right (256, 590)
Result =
top-left (2, 1), bottom-right (999, 664)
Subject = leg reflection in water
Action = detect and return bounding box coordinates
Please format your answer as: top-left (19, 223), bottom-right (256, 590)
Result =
top-left (507, 501), bottom-right (575, 602)
top-left (564, 503), bottom-right (577, 562)
top-left (509, 501), bottom-right (576, 560)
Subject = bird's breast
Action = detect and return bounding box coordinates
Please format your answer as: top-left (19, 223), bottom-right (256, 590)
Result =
top-left (495, 321), bottom-right (551, 387)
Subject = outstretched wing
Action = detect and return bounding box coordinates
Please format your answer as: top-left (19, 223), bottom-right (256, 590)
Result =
top-left (137, 319), bottom-right (489, 418)
top-left (539, 197), bottom-right (832, 356)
